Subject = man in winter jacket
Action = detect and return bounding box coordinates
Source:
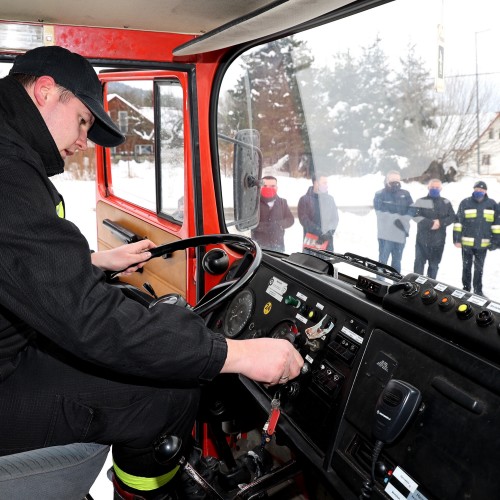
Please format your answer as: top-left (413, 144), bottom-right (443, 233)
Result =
top-left (298, 173), bottom-right (339, 252)
top-left (251, 175), bottom-right (294, 252)
top-left (373, 170), bottom-right (414, 273)
top-left (412, 179), bottom-right (455, 279)
top-left (0, 46), bottom-right (303, 499)
top-left (453, 180), bottom-right (500, 296)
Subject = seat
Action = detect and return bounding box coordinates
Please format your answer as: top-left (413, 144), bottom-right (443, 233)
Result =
top-left (0, 442), bottom-right (110, 500)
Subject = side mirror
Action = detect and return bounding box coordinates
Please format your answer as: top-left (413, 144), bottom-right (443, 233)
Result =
top-left (232, 129), bottom-right (262, 231)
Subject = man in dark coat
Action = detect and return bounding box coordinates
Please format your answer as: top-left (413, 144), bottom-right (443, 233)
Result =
top-left (251, 175), bottom-right (294, 252)
top-left (0, 46), bottom-right (303, 499)
top-left (373, 170), bottom-right (414, 273)
top-left (298, 173), bottom-right (339, 252)
top-left (412, 179), bottom-right (455, 279)
top-left (453, 180), bottom-right (500, 296)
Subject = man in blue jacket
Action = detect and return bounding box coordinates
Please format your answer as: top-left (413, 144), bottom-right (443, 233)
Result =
top-left (412, 179), bottom-right (455, 279)
top-left (453, 180), bottom-right (500, 296)
top-left (373, 170), bottom-right (414, 273)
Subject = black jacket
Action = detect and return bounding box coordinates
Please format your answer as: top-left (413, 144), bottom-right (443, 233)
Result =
top-left (0, 76), bottom-right (227, 383)
top-left (453, 194), bottom-right (500, 249)
top-left (251, 196), bottom-right (294, 252)
top-left (413, 195), bottom-right (455, 247)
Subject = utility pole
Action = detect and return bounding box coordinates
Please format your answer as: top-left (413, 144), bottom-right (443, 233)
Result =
top-left (475, 29), bottom-right (491, 176)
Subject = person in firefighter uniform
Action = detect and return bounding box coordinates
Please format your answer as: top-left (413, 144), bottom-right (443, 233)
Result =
top-left (453, 180), bottom-right (500, 296)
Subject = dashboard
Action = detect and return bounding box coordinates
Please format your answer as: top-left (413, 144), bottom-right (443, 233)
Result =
top-left (207, 250), bottom-right (500, 500)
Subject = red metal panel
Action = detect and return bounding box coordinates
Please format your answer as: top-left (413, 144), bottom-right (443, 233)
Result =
top-left (53, 24), bottom-right (195, 61)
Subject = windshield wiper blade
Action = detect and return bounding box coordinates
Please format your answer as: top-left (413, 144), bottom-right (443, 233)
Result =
top-left (305, 249), bottom-right (403, 282)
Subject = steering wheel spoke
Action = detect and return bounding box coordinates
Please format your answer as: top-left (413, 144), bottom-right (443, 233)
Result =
top-left (147, 234), bottom-right (261, 316)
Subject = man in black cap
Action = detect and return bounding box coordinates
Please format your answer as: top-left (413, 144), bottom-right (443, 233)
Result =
top-left (453, 180), bottom-right (500, 296)
top-left (0, 46), bottom-right (303, 498)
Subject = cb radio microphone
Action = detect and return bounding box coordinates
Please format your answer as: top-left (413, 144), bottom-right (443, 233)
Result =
top-left (373, 379), bottom-right (421, 444)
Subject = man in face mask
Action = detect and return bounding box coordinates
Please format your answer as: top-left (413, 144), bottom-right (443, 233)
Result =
top-left (453, 180), bottom-right (500, 296)
top-left (412, 179), bottom-right (455, 279)
top-left (373, 170), bottom-right (414, 273)
top-left (251, 175), bottom-right (294, 252)
top-left (298, 173), bottom-right (339, 252)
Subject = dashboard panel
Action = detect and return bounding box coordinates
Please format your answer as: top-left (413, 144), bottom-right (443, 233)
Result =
top-left (207, 251), bottom-right (500, 500)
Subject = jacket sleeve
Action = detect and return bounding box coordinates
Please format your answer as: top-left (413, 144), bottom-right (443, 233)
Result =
top-left (441, 199), bottom-right (456, 228)
top-left (280, 199), bottom-right (295, 229)
top-left (0, 159), bottom-right (227, 384)
top-left (491, 202), bottom-right (500, 245)
top-left (453, 201), bottom-right (465, 244)
top-left (329, 198), bottom-right (339, 232)
top-left (298, 195), bottom-right (321, 235)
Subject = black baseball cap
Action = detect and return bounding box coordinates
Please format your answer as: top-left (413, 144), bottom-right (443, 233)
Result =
top-left (474, 180), bottom-right (487, 190)
top-left (10, 46), bottom-right (124, 147)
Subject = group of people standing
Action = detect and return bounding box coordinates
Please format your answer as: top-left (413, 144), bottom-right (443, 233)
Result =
top-left (251, 173), bottom-right (339, 253)
top-left (374, 170), bottom-right (500, 296)
top-left (252, 170), bottom-right (500, 298)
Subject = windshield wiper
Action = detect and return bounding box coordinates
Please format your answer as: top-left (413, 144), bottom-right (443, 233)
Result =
top-left (304, 249), bottom-right (403, 282)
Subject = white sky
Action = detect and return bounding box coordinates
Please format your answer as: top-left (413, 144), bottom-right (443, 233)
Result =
top-left (299, 0), bottom-right (500, 88)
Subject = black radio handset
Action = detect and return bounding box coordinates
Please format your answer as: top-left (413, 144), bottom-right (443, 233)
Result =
top-left (373, 379), bottom-right (422, 444)
top-left (359, 379), bottom-right (421, 499)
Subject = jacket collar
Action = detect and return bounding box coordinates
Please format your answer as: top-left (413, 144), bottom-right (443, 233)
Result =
top-left (0, 76), bottom-right (64, 176)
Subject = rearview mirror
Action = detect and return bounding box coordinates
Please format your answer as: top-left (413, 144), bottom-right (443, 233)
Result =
top-left (232, 129), bottom-right (262, 231)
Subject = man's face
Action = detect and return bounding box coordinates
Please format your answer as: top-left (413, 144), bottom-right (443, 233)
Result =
top-left (261, 178), bottom-right (278, 199)
top-left (386, 173), bottom-right (401, 185)
top-left (314, 176), bottom-right (329, 193)
top-left (40, 89), bottom-right (95, 159)
top-left (262, 178), bottom-right (277, 190)
top-left (428, 181), bottom-right (442, 192)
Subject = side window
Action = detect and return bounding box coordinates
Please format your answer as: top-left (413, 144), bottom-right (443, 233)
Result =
top-left (104, 78), bottom-right (185, 223)
top-left (107, 80), bottom-right (155, 210)
top-left (156, 80), bottom-right (185, 222)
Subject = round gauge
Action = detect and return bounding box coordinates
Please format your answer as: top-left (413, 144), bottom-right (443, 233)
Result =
top-left (269, 320), bottom-right (298, 343)
top-left (223, 289), bottom-right (255, 338)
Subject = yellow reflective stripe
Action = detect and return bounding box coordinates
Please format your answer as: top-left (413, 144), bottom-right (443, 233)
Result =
top-left (113, 461), bottom-right (179, 492)
top-left (56, 201), bottom-right (65, 218)
top-left (453, 222), bottom-right (462, 232)
top-left (492, 225), bottom-right (500, 234)
top-left (461, 237), bottom-right (474, 247)
top-left (484, 209), bottom-right (494, 222)
top-left (481, 239), bottom-right (491, 247)
top-left (464, 209), bottom-right (477, 219)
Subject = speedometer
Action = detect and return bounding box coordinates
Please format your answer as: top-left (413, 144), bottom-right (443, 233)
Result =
top-left (223, 289), bottom-right (255, 338)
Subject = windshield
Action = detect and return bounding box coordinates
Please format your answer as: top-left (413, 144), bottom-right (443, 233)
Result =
top-left (217, 0), bottom-right (500, 300)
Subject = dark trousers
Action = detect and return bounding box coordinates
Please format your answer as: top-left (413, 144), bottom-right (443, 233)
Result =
top-left (0, 340), bottom-right (199, 479)
top-left (461, 246), bottom-right (487, 294)
top-left (378, 239), bottom-right (405, 273)
top-left (414, 241), bottom-right (445, 279)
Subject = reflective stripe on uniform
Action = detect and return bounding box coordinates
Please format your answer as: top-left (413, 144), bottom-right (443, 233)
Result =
top-left (491, 224), bottom-right (500, 234)
top-left (464, 209), bottom-right (477, 219)
top-left (112, 461), bottom-right (179, 492)
top-left (481, 238), bottom-right (491, 248)
top-left (461, 237), bottom-right (474, 247)
top-left (56, 201), bottom-right (65, 218)
top-left (483, 209), bottom-right (495, 222)
top-left (453, 222), bottom-right (462, 232)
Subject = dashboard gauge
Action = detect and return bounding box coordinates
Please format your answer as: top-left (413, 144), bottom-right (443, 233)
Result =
top-left (270, 320), bottom-right (298, 343)
top-left (223, 289), bottom-right (255, 338)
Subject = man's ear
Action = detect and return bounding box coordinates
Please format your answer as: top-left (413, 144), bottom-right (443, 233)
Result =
top-left (32, 76), bottom-right (57, 107)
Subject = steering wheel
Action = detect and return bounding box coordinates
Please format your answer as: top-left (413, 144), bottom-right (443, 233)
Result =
top-left (146, 234), bottom-right (261, 317)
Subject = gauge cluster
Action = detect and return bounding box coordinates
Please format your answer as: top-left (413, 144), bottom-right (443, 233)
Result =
top-left (208, 256), bottom-right (367, 451)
